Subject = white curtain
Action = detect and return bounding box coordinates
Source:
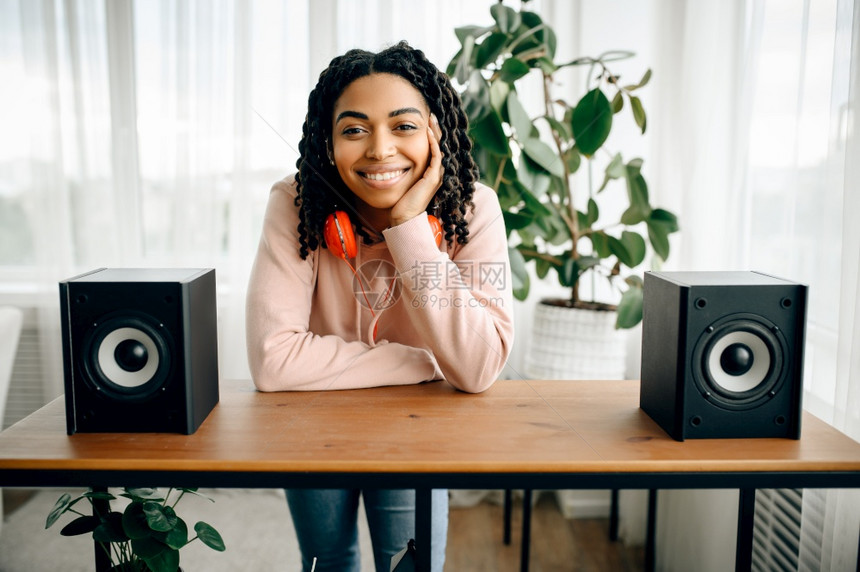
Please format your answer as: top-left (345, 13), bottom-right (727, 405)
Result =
top-left (650, 0), bottom-right (860, 570)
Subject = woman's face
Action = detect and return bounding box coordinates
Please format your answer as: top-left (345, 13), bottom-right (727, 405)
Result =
top-left (330, 73), bottom-right (432, 214)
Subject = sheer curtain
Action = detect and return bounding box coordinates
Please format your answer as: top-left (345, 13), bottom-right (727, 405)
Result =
top-left (650, 0), bottom-right (860, 570)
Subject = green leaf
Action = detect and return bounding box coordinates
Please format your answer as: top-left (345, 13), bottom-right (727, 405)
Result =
top-left (630, 95), bottom-right (647, 134)
top-left (565, 148), bottom-right (581, 174)
top-left (164, 517), bottom-right (189, 550)
top-left (499, 57), bottom-right (531, 83)
top-left (503, 211), bottom-right (533, 230)
top-left (598, 152), bottom-right (625, 192)
top-left (520, 185), bottom-right (553, 218)
top-left (571, 88), bottom-right (613, 157)
top-left (144, 502), bottom-right (177, 533)
top-left (535, 258), bottom-right (551, 279)
top-left (462, 70), bottom-right (491, 123)
top-left (646, 208), bottom-right (680, 260)
top-left (142, 546), bottom-right (179, 572)
top-left (475, 32), bottom-right (508, 68)
top-left (123, 488), bottom-right (162, 501)
top-left (455, 25), bottom-right (492, 46)
top-left (522, 138), bottom-right (564, 177)
top-left (469, 110), bottom-right (510, 156)
top-left (60, 515), bottom-right (100, 537)
top-left (620, 231), bottom-right (647, 267)
top-left (520, 11), bottom-right (557, 58)
top-left (623, 162), bottom-right (651, 222)
top-left (122, 503), bottom-right (152, 540)
top-left (506, 92), bottom-right (532, 141)
top-left (132, 536), bottom-right (168, 558)
top-left (624, 68), bottom-right (652, 91)
top-left (611, 90), bottom-right (624, 114)
top-left (489, 80), bottom-right (510, 113)
top-left (491, 3), bottom-right (521, 34)
top-left (46, 493), bottom-right (73, 529)
top-left (616, 285), bottom-right (644, 329)
top-left (516, 155), bottom-right (551, 197)
top-left (649, 208), bottom-right (680, 233)
top-left (195, 521), bottom-right (226, 552)
top-left (585, 198), bottom-right (599, 228)
top-left (454, 36), bottom-right (476, 84)
top-left (647, 220), bottom-right (672, 261)
top-left (590, 230), bottom-right (611, 258)
top-left (509, 247), bottom-right (530, 300)
top-left (607, 235), bottom-right (633, 267)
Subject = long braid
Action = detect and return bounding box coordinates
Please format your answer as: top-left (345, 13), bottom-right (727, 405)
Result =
top-left (294, 41), bottom-right (478, 259)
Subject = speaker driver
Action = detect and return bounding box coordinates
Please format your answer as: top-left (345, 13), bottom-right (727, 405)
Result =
top-left (707, 330), bottom-right (770, 392)
top-left (692, 314), bottom-right (787, 410)
top-left (83, 314), bottom-right (172, 401)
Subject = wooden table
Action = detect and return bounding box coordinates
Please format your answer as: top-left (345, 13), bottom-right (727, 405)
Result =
top-left (1, 379), bottom-right (859, 571)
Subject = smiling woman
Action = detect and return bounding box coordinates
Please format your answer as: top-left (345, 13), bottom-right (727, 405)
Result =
top-left (244, 41), bottom-right (514, 572)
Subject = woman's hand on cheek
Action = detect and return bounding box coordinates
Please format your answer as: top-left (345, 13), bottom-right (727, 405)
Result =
top-left (389, 114), bottom-right (444, 228)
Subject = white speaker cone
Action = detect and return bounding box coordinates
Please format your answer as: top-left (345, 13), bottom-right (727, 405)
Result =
top-left (707, 330), bottom-right (771, 393)
top-left (97, 327), bottom-right (160, 388)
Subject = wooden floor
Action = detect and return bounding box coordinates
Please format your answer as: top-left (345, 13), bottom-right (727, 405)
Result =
top-left (445, 492), bottom-right (645, 572)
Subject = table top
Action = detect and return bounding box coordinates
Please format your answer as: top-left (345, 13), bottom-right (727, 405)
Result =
top-left (1, 379), bottom-right (859, 488)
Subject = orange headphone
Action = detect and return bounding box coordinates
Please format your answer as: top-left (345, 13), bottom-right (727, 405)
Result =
top-left (323, 211), bottom-right (443, 260)
top-left (323, 210), bottom-right (442, 342)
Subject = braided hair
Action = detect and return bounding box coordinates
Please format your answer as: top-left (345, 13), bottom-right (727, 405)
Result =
top-left (294, 41), bottom-right (478, 259)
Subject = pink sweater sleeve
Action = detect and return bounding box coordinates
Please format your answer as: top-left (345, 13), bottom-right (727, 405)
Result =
top-left (383, 183), bottom-right (514, 393)
top-left (245, 178), bottom-right (442, 391)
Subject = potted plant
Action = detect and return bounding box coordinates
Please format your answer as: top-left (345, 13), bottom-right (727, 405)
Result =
top-left (447, 0), bottom-right (679, 379)
top-left (46, 487), bottom-right (226, 572)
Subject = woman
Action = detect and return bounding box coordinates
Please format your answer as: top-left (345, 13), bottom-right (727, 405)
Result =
top-left (246, 41), bottom-right (514, 572)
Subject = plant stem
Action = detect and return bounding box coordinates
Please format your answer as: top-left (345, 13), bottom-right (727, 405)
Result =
top-left (516, 247), bottom-right (563, 266)
top-left (542, 70), bottom-right (581, 306)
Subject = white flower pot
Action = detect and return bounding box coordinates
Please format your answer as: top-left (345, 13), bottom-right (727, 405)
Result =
top-left (524, 301), bottom-right (627, 380)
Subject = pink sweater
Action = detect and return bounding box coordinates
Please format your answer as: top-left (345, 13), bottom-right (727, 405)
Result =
top-left (245, 175), bottom-right (514, 393)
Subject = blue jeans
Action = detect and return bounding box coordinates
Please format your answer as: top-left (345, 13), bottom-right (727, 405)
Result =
top-left (286, 488), bottom-right (448, 572)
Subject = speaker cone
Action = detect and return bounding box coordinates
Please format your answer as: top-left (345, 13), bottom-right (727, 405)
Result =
top-left (83, 313), bottom-right (172, 401)
top-left (692, 313), bottom-right (787, 410)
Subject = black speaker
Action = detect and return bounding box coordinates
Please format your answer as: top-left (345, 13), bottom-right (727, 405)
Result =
top-left (59, 268), bottom-right (220, 434)
top-left (640, 271), bottom-right (807, 441)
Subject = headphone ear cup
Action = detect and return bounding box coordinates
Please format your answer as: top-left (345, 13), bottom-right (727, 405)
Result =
top-left (428, 214), bottom-right (442, 248)
top-left (324, 211), bottom-right (358, 259)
